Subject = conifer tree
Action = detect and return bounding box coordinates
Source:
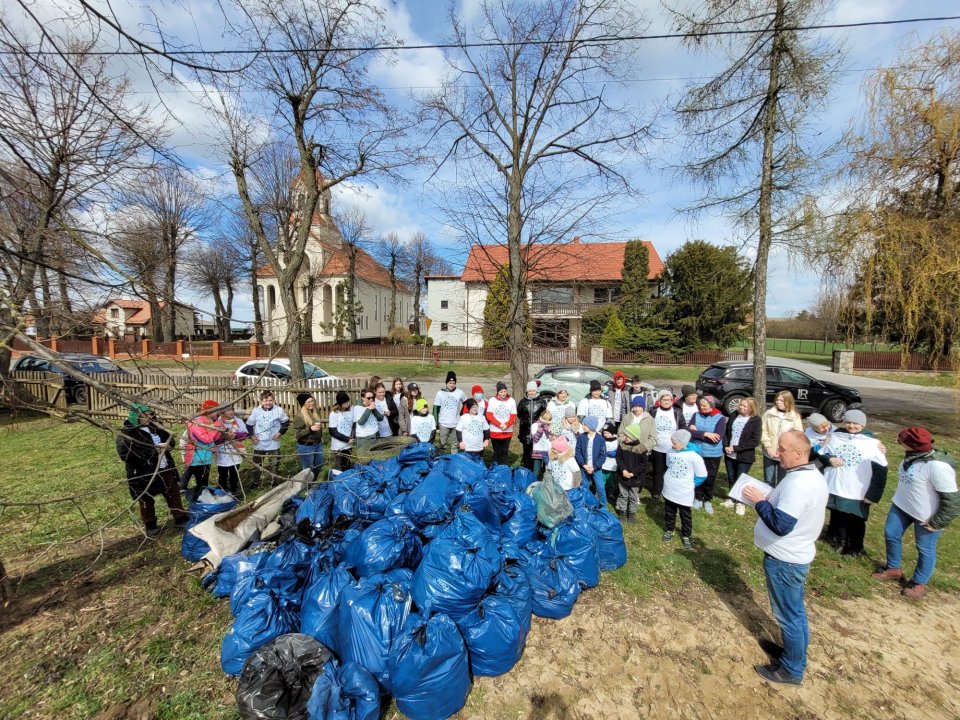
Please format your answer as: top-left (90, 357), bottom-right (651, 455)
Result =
top-left (618, 240), bottom-right (650, 326)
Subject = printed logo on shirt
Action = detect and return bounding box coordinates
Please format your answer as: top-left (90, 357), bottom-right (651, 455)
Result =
top-left (666, 454), bottom-right (689, 480)
top-left (492, 403), bottom-right (511, 422)
top-left (439, 394), bottom-right (460, 411)
top-left (655, 414), bottom-right (675, 432)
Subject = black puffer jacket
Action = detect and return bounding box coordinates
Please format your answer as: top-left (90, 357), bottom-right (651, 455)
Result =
top-left (517, 395), bottom-right (548, 444)
top-left (116, 420), bottom-right (178, 495)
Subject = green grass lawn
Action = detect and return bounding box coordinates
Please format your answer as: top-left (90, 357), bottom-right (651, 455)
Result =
top-left (1, 409), bottom-right (958, 718)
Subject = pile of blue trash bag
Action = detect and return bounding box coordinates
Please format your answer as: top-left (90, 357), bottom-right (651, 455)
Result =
top-left (206, 443), bottom-right (626, 720)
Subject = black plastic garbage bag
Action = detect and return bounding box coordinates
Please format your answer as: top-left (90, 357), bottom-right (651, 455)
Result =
top-left (546, 519), bottom-right (601, 589)
top-left (456, 594), bottom-right (527, 677)
top-left (522, 546), bottom-right (581, 620)
top-left (334, 568), bottom-right (413, 689)
top-left (412, 516), bottom-right (503, 619)
top-left (222, 591), bottom-right (299, 676)
top-left (493, 562), bottom-right (533, 634)
top-left (235, 633), bottom-right (333, 719)
top-left (306, 660), bottom-right (380, 720)
top-left (300, 564), bottom-right (354, 650)
top-left (343, 516), bottom-right (422, 577)
top-left (387, 613), bottom-right (471, 720)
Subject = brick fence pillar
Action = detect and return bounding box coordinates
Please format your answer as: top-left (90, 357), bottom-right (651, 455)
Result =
top-left (832, 349), bottom-right (854, 374)
top-left (91, 336), bottom-right (101, 356)
top-left (141, 339), bottom-right (150, 356)
top-left (107, 338), bottom-right (117, 358)
top-left (176, 339), bottom-right (185, 357)
top-left (249, 341), bottom-right (258, 359)
top-left (212, 341), bottom-right (221, 360)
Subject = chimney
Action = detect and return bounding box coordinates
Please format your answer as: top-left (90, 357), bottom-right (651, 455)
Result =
top-left (572, 235), bottom-right (580, 244)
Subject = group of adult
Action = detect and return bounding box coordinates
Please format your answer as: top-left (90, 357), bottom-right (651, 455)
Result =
top-left (115, 367), bottom-right (959, 691)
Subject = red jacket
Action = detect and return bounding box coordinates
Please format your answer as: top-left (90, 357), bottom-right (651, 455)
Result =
top-left (485, 395), bottom-right (518, 440)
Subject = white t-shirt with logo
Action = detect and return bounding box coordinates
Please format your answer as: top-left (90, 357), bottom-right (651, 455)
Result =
top-left (329, 409), bottom-right (354, 451)
top-left (754, 465), bottom-right (829, 565)
top-left (547, 456), bottom-right (581, 491)
top-left (653, 409), bottom-right (679, 453)
top-left (456, 413), bottom-right (490, 452)
top-left (577, 396), bottom-right (612, 422)
top-left (892, 458), bottom-right (957, 523)
top-left (353, 404), bottom-right (381, 439)
top-left (434, 388), bottom-right (466, 428)
top-left (138, 427), bottom-right (169, 470)
top-left (247, 404), bottom-right (289, 451)
top-left (821, 432), bottom-right (887, 500)
top-left (409, 414), bottom-right (437, 444)
top-left (374, 397), bottom-right (392, 437)
top-left (680, 402), bottom-right (698, 425)
top-left (663, 448), bottom-right (708, 507)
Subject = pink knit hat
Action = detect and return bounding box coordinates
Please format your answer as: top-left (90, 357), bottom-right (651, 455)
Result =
top-left (551, 437), bottom-right (569, 454)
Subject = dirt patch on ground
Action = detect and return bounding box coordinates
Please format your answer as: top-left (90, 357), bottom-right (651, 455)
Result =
top-left (460, 584), bottom-right (960, 720)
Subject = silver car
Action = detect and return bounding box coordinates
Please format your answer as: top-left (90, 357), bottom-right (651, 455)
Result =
top-left (533, 364), bottom-right (657, 406)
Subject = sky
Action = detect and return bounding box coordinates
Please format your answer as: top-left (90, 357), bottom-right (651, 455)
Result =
top-left (15, 0), bottom-right (960, 326)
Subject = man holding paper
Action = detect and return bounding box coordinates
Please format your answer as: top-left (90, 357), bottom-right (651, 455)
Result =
top-left (742, 430), bottom-right (828, 687)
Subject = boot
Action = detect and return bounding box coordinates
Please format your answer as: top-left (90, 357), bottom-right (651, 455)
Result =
top-left (625, 513), bottom-right (637, 524)
top-left (871, 567), bottom-right (903, 582)
top-left (901, 581), bottom-right (927, 600)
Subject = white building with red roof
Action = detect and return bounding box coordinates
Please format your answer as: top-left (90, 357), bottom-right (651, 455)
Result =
top-left (255, 188), bottom-right (414, 343)
top-left (426, 237), bottom-right (663, 348)
top-left (92, 299), bottom-right (198, 340)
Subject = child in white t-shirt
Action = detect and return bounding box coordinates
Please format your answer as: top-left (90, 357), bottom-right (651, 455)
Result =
top-left (530, 408), bottom-right (554, 479)
top-left (662, 430), bottom-right (707, 550)
top-left (546, 436), bottom-right (581, 491)
top-left (456, 398), bottom-right (490, 460)
top-left (409, 398), bottom-right (438, 444)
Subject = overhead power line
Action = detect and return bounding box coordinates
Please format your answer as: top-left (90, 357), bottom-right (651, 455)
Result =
top-left (2, 13), bottom-right (959, 58)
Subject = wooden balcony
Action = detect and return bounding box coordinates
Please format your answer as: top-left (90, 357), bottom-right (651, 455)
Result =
top-left (529, 300), bottom-right (616, 317)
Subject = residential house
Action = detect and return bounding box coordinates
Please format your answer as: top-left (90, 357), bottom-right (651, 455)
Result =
top-left (426, 237), bottom-right (663, 349)
top-left (92, 299), bottom-right (196, 340)
top-left (256, 186), bottom-right (414, 343)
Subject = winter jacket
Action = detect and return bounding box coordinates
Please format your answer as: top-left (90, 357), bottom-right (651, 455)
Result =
top-left (723, 415), bottom-right (762, 463)
top-left (617, 412), bottom-right (656, 455)
top-left (183, 417), bottom-right (222, 466)
top-left (689, 410), bottom-right (728, 459)
top-left (608, 378), bottom-right (630, 423)
top-left (575, 431), bottom-right (607, 474)
top-left (517, 395), bottom-right (548, 444)
top-left (486, 395), bottom-right (518, 440)
top-left (116, 420), bottom-right (178, 495)
top-left (291, 411), bottom-right (324, 445)
top-left (760, 407), bottom-right (803, 458)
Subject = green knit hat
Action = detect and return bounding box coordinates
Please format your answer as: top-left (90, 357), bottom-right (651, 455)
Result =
top-left (128, 403), bottom-right (151, 425)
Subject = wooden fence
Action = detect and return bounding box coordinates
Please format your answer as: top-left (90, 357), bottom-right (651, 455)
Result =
top-left (603, 348), bottom-right (750, 365)
top-left (8, 371), bottom-right (368, 421)
top-left (852, 352), bottom-right (954, 372)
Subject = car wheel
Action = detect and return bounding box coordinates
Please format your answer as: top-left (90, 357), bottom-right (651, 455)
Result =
top-left (73, 386), bottom-right (88, 406)
top-left (822, 398), bottom-right (848, 424)
top-left (723, 394), bottom-right (745, 416)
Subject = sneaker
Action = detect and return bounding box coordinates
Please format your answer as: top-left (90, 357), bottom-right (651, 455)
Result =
top-left (901, 581), bottom-right (927, 600)
top-left (754, 663), bottom-right (802, 686)
top-left (871, 567), bottom-right (903, 582)
top-left (625, 514), bottom-right (637, 524)
top-left (722, 499), bottom-right (735, 509)
top-left (704, 501), bottom-right (714, 515)
top-left (681, 536), bottom-right (693, 550)
top-left (692, 500), bottom-right (703, 510)
top-left (662, 531), bottom-right (674, 542)
top-left (735, 503), bottom-right (746, 516)
top-left (145, 526), bottom-right (161, 538)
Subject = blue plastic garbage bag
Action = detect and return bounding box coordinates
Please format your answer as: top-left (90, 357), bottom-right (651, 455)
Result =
top-left (456, 594), bottom-right (527, 677)
top-left (331, 468), bottom-right (395, 523)
top-left (222, 591), bottom-right (298, 676)
top-left (547, 520), bottom-right (600, 589)
top-left (397, 462), bottom-right (431, 492)
top-left (584, 507), bottom-right (627, 571)
top-left (523, 547), bottom-right (581, 620)
top-left (267, 539), bottom-right (315, 578)
top-left (458, 479), bottom-right (500, 532)
top-left (433, 452), bottom-right (486, 486)
top-left (343, 517), bottom-right (423, 577)
top-left (212, 546), bottom-right (271, 599)
top-left (231, 567), bottom-right (303, 617)
top-left (300, 564), bottom-right (354, 650)
top-left (385, 492), bottom-right (409, 516)
top-left (306, 660), bottom-right (380, 720)
top-left (403, 470), bottom-right (465, 527)
top-left (512, 466), bottom-right (536, 493)
top-left (398, 441), bottom-right (438, 467)
top-left (334, 568), bottom-right (412, 689)
top-left (501, 493), bottom-right (538, 549)
top-left (181, 487), bottom-right (237, 561)
top-left (330, 525), bottom-right (365, 566)
top-left (387, 613), bottom-right (471, 720)
top-left (486, 466), bottom-right (517, 520)
top-left (236, 633), bottom-right (333, 720)
top-left (493, 562), bottom-right (532, 633)
top-left (565, 487), bottom-right (599, 512)
top-left (412, 518), bottom-right (503, 619)
top-left (297, 484), bottom-right (334, 528)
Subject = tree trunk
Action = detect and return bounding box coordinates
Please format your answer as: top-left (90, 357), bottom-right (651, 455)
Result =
top-left (506, 172), bottom-right (529, 394)
top-left (251, 257), bottom-right (264, 344)
top-left (304, 276), bottom-right (315, 341)
top-left (56, 258), bottom-right (72, 335)
top-left (389, 259), bottom-right (397, 329)
top-left (224, 281), bottom-right (235, 342)
top-left (413, 270), bottom-right (422, 335)
top-left (752, 0), bottom-right (785, 406)
top-left (211, 286), bottom-right (228, 341)
top-left (164, 234), bottom-right (178, 342)
top-left (39, 265), bottom-right (53, 339)
top-left (148, 295), bottom-right (163, 342)
top-left (348, 248), bottom-right (358, 341)
top-left (277, 281), bottom-right (305, 380)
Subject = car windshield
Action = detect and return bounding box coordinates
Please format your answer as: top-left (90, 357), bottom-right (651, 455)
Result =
top-left (303, 362), bottom-right (329, 379)
top-left (701, 366), bottom-right (727, 379)
top-left (71, 360), bottom-right (121, 374)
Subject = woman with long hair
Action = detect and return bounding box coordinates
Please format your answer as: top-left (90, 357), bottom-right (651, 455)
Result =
top-left (760, 391), bottom-right (803, 485)
top-left (387, 376), bottom-right (410, 436)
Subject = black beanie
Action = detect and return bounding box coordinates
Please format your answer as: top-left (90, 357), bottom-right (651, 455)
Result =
top-left (446, 371), bottom-right (457, 383)
top-left (335, 390), bottom-right (350, 406)
top-left (496, 381), bottom-right (507, 392)
top-left (297, 392), bottom-right (312, 407)
top-left (464, 398), bottom-right (477, 411)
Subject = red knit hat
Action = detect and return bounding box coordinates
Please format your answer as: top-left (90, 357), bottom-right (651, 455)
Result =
top-left (897, 427), bottom-right (933, 452)
top-left (200, 399), bottom-right (219, 413)
top-left (471, 384), bottom-right (484, 395)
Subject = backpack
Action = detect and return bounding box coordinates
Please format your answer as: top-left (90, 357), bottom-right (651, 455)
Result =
top-left (931, 449), bottom-right (957, 469)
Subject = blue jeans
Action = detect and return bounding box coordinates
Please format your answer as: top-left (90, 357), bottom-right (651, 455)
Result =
top-left (884, 503), bottom-right (943, 585)
top-left (763, 553), bottom-right (810, 680)
top-left (587, 470), bottom-right (607, 507)
top-left (296, 443), bottom-right (325, 477)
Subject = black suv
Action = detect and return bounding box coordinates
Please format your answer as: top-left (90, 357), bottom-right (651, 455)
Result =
top-left (12, 352), bottom-right (127, 405)
top-left (696, 361), bottom-right (863, 422)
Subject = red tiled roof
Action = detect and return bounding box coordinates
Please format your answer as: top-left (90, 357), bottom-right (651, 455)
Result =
top-left (460, 238), bottom-right (663, 283)
top-left (91, 299), bottom-right (186, 326)
top-left (258, 242), bottom-right (413, 294)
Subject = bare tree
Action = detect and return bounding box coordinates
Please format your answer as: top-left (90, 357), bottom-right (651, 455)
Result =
top-left (0, 30), bottom-right (160, 383)
top-left (376, 232), bottom-right (405, 330)
top-left (421, 0), bottom-right (651, 392)
top-left (184, 236), bottom-right (246, 340)
top-left (205, 0), bottom-right (413, 380)
top-left (668, 0), bottom-right (841, 400)
top-left (331, 207), bottom-right (370, 342)
top-left (406, 231), bottom-right (453, 335)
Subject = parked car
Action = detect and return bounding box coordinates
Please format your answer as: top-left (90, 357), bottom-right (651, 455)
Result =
top-left (533, 364), bottom-right (657, 406)
top-left (234, 359), bottom-right (340, 387)
top-left (11, 352), bottom-right (128, 405)
top-left (696, 361), bottom-right (863, 422)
